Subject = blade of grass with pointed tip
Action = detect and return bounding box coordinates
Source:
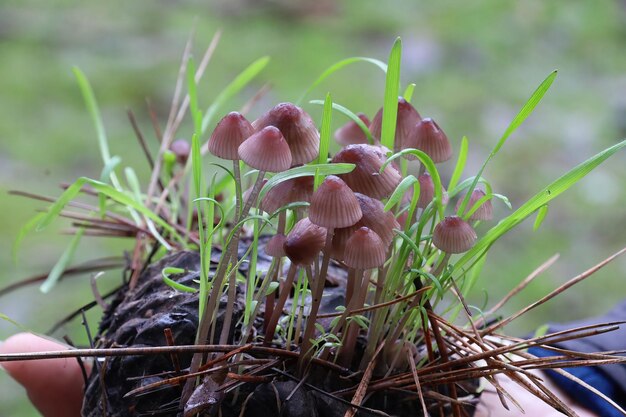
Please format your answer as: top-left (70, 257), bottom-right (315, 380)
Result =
top-left (40, 228), bottom-right (85, 293)
top-left (403, 83), bottom-right (416, 103)
top-left (258, 163), bottom-right (355, 201)
top-left (458, 71), bottom-right (557, 215)
top-left (534, 205), bottom-right (549, 231)
top-left (381, 38), bottom-right (402, 150)
top-left (201, 56), bottom-right (270, 134)
top-left (456, 139), bottom-right (626, 277)
top-left (309, 99), bottom-right (374, 144)
top-left (73, 67), bottom-right (112, 166)
top-left (314, 94), bottom-right (333, 191)
top-left (448, 136), bottom-right (469, 191)
top-left (297, 57), bottom-right (387, 105)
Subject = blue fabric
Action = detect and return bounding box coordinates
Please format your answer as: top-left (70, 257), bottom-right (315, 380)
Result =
top-left (529, 346), bottom-right (622, 417)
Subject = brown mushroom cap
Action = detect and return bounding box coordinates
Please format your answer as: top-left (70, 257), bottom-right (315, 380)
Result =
top-left (405, 118), bottom-right (452, 163)
top-left (455, 189), bottom-right (493, 221)
top-left (309, 175), bottom-right (362, 229)
top-left (330, 223), bottom-right (359, 262)
top-left (334, 113), bottom-right (371, 146)
top-left (208, 112), bottom-right (254, 160)
top-left (432, 216), bottom-right (477, 254)
top-left (332, 144), bottom-right (401, 200)
top-left (265, 234), bottom-right (287, 258)
top-left (354, 193), bottom-right (399, 247)
top-left (369, 97), bottom-right (422, 152)
top-left (252, 102), bottom-right (320, 165)
top-left (261, 176), bottom-right (314, 214)
top-left (238, 126), bottom-right (292, 172)
top-left (344, 227), bottom-right (387, 269)
top-left (283, 218), bottom-right (327, 265)
top-left (170, 139), bottom-right (191, 165)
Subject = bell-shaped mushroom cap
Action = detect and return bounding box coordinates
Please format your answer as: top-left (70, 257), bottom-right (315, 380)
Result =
top-left (344, 227), bottom-right (387, 269)
top-left (265, 234), bottom-right (287, 258)
top-left (238, 126), bottom-right (292, 172)
top-left (455, 189), bottom-right (493, 221)
top-left (283, 218), bottom-right (327, 265)
top-left (402, 174), bottom-right (450, 210)
top-left (330, 224), bottom-right (359, 262)
top-left (406, 118), bottom-right (452, 163)
top-left (432, 216), bottom-right (477, 254)
top-left (354, 193), bottom-right (398, 247)
top-left (170, 139), bottom-right (191, 164)
top-left (252, 102), bottom-right (320, 165)
top-left (334, 113), bottom-right (371, 146)
top-left (369, 97), bottom-right (422, 152)
top-left (332, 144), bottom-right (401, 200)
top-left (261, 175), bottom-right (314, 214)
top-left (208, 112), bottom-right (254, 160)
top-left (309, 175), bottom-right (362, 229)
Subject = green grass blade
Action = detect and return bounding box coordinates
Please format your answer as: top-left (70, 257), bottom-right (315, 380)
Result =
top-left (314, 93), bottom-right (333, 190)
top-left (403, 83), bottom-right (416, 103)
top-left (448, 136), bottom-right (469, 191)
top-left (381, 38), bottom-right (402, 150)
top-left (456, 139), bottom-right (626, 273)
top-left (533, 204), bottom-right (549, 231)
top-left (72, 67), bottom-right (111, 165)
top-left (187, 57), bottom-right (203, 135)
top-left (201, 56), bottom-right (270, 134)
top-left (382, 148), bottom-right (444, 218)
top-left (384, 175), bottom-right (417, 212)
top-left (495, 71), bottom-right (557, 155)
top-left (162, 267), bottom-right (197, 293)
top-left (309, 99), bottom-right (373, 144)
top-left (35, 177), bottom-right (185, 245)
top-left (124, 167), bottom-right (142, 202)
top-left (40, 228), bottom-right (85, 293)
top-left (458, 71), bottom-right (557, 215)
top-left (259, 163), bottom-right (355, 201)
top-left (297, 57), bottom-right (387, 105)
top-left (12, 212), bottom-right (47, 263)
top-left (449, 176), bottom-right (491, 199)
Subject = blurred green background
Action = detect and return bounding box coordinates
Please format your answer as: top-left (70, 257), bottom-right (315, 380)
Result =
top-left (1, 0), bottom-right (625, 414)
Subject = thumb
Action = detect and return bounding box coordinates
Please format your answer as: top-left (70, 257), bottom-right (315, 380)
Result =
top-left (0, 333), bottom-right (89, 417)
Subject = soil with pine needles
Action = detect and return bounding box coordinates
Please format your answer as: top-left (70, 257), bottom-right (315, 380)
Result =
top-left (82, 246), bottom-right (479, 416)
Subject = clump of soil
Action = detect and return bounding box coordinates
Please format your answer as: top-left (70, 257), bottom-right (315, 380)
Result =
top-left (82, 249), bottom-right (479, 416)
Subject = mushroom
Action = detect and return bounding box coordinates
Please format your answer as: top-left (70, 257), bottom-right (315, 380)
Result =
top-left (252, 102), bottom-right (320, 165)
top-left (369, 97), bottom-right (422, 153)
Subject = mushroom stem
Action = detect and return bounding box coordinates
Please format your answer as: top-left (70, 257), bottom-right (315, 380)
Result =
top-left (218, 161), bottom-right (245, 346)
top-left (263, 263), bottom-right (298, 346)
top-left (337, 268), bottom-right (364, 367)
top-left (298, 227), bottom-right (334, 371)
top-left (263, 212), bottom-right (287, 333)
top-left (241, 170), bottom-right (267, 218)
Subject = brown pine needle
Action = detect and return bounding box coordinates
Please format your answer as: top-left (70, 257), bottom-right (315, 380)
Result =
top-left (484, 246), bottom-right (626, 334)
top-left (344, 342), bottom-right (383, 417)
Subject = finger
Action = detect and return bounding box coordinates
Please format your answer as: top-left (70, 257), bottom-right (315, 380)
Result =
top-left (0, 333), bottom-right (90, 417)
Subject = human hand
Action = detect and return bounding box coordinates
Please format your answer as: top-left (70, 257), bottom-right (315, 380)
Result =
top-left (0, 332), bottom-right (89, 417)
top-left (475, 369), bottom-right (598, 417)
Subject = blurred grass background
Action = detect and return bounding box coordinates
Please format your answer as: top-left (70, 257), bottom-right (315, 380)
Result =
top-left (1, 0), bottom-right (625, 414)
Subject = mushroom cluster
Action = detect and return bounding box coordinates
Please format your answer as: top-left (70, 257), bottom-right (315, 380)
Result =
top-left (205, 97), bottom-right (495, 366)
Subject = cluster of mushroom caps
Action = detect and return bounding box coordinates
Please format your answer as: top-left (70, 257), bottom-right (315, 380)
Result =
top-left (202, 99), bottom-right (493, 342)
